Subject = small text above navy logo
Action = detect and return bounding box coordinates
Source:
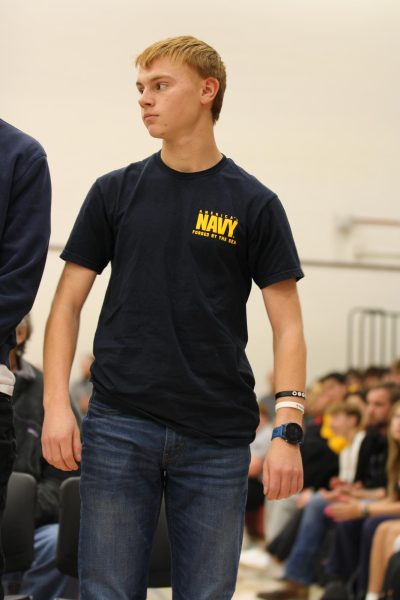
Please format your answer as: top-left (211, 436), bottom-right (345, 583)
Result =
top-left (192, 210), bottom-right (238, 245)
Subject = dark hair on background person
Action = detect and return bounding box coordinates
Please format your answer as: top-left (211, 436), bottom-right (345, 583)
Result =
top-left (370, 382), bottom-right (400, 406)
top-left (319, 372), bottom-right (346, 385)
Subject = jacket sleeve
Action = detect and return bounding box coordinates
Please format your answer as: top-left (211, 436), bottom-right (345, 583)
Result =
top-left (0, 154), bottom-right (51, 361)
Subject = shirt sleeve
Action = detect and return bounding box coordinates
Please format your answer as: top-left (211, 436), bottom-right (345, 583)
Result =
top-left (247, 195), bottom-right (304, 289)
top-left (0, 154), bottom-right (51, 360)
top-left (61, 181), bottom-right (114, 274)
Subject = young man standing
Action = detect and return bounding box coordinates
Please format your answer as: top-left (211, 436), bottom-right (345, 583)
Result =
top-left (42, 36), bottom-right (306, 599)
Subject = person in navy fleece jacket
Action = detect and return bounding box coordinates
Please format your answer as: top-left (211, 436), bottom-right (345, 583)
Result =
top-left (0, 119), bottom-right (51, 599)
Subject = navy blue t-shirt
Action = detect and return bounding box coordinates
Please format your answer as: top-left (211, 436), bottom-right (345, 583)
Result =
top-left (0, 119), bottom-right (51, 365)
top-left (61, 152), bottom-right (303, 446)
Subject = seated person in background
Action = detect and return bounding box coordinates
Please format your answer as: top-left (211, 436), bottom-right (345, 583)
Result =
top-left (322, 385), bottom-right (400, 600)
top-left (3, 315), bottom-right (79, 600)
top-left (69, 352), bottom-right (93, 417)
top-left (344, 389), bottom-right (368, 428)
top-left (387, 358), bottom-right (400, 385)
top-left (256, 397), bottom-right (366, 599)
top-left (302, 372), bottom-right (348, 467)
top-left (345, 368), bottom-right (364, 394)
top-left (367, 519), bottom-right (400, 600)
top-left (245, 403), bottom-right (272, 541)
top-left (362, 365), bottom-right (389, 391)
top-left (321, 398), bottom-right (366, 495)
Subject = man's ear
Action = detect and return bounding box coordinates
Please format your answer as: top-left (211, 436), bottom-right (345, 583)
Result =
top-left (200, 77), bottom-right (220, 106)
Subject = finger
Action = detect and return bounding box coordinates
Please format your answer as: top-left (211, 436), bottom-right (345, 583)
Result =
top-left (59, 439), bottom-right (79, 471)
top-left (42, 437), bottom-right (66, 469)
top-left (45, 434), bottom-right (78, 471)
top-left (41, 437), bottom-right (50, 463)
top-left (47, 442), bottom-right (73, 471)
top-left (266, 469), bottom-right (281, 500)
top-left (278, 469), bottom-right (291, 499)
top-left (72, 427), bottom-right (82, 463)
top-left (263, 463), bottom-right (269, 496)
top-left (288, 472), bottom-right (299, 498)
top-left (282, 462), bottom-right (302, 498)
top-left (287, 467), bottom-right (300, 497)
top-left (331, 509), bottom-right (342, 521)
top-left (296, 469), bottom-right (304, 495)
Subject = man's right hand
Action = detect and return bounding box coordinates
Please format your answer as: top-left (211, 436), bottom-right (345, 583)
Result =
top-left (41, 404), bottom-right (81, 471)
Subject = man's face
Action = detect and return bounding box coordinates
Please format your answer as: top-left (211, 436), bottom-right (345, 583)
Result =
top-left (390, 406), bottom-right (400, 443)
top-left (321, 377), bottom-right (346, 404)
top-left (136, 58), bottom-right (207, 141)
top-left (366, 388), bottom-right (392, 428)
top-left (329, 412), bottom-right (354, 438)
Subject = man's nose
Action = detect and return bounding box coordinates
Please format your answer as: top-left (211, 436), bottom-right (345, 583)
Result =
top-left (138, 89), bottom-right (154, 108)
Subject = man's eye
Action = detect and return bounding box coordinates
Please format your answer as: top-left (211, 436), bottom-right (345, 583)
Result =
top-left (156, 83), bottom-right (168, 91)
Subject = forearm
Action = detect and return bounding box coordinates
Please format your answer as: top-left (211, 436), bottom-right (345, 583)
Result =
top-left (43, 262), bottom-right (96, 411)
top-left (261, 280), bottom-right (306, 499)
top-left (41, 263), bottom-right (95, 470)
top-left (43, 300), bottom-right (80, 410)
top-left (366, 500), bottom-right (400, 517)
top-left (273, 325), bottom-right (306, 426)
top-left (353, 487), bottom-right (386, 500)
top-left (262, 280), bottom-right (306, 426)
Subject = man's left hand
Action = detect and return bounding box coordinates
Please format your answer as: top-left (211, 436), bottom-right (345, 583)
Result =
top-left (263, 439), bottom-right (303, 500)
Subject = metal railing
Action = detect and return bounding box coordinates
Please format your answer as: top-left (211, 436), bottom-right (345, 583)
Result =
top-left (347, 308), bottom-right (400, 369)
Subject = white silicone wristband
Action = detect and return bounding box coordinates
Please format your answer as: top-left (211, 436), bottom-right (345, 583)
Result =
top-left (275, 401), bottom-right (305, 414)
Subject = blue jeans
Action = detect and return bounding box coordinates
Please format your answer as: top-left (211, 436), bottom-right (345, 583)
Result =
top-left (4, 524), bottom-right (78, 600)
top-left (79, 396), bottom-right (250, 600)
top-left (285, 492), bottom-right (330, 585)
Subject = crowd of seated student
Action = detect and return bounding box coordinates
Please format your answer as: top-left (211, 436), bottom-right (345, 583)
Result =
top-left (242, 360), bottom-right (400, 600)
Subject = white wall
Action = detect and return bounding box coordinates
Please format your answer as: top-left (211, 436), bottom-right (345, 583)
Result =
top-left (2, 0), bottom-right (399, 394)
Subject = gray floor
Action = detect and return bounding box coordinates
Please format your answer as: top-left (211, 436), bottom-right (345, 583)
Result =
top-left (146, 565), bottom-right (324, 599)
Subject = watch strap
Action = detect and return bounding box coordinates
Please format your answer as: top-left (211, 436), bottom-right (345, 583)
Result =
top-left (271, 423), bottom-right (304, 445)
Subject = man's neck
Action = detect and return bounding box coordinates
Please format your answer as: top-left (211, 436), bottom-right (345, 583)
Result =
top-left (160, 131), bottom-right (222, 173)
top-left (346, 428), bottom-right (360, 443)
top-left (377, 423), bottom-right (388, 437)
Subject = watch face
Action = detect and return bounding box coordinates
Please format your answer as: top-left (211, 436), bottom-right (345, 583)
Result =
top-left (285, 423), bottom-right (303, 444)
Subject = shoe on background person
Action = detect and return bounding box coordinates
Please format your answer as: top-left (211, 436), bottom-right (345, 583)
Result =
top-left (319, 580), bottom-right (350, 600)
top-left (240, 546), bottom-right (285, 579)
top-left (240, 547), bottom-right (272, 570)
top-left (256, 580), bottom-right (309, 599)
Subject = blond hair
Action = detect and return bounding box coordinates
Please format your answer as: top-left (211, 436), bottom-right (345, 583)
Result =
top-left (326, 401), bottom-right (363, 428)
top-left (135, 35), bottom-right (226, 123)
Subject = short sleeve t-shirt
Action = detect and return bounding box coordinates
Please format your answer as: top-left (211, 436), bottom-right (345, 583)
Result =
top-left (61, 152), bottom-right (303, 446)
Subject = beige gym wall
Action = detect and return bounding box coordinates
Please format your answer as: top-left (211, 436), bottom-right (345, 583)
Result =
top-left (1, 0), bottom-right (399, 393)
